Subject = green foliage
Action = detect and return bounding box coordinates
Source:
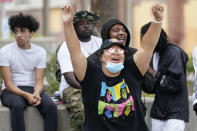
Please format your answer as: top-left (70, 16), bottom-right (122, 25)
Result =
top-left (186, 54), bottom-right (194, 73)
top-left (45, 53), bottom-right (59, 96)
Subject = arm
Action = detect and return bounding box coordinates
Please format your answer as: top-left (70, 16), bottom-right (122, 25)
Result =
top-left (155, 54), bottom-right (184, 93)
top-left (61, 6), bottom-right (87, 82)
top-left (1, 66), bottom-right (34, 105)
top-left (134, 4), bottom-right (164, 75)
top-left (141, 67), bottom-right (157, 94)
top-left (33, 68), bottom-right (44, 106)
top-left (57, 43), bottom-right (81, 89)
top-left (64, 72), bottom-right (81, 89)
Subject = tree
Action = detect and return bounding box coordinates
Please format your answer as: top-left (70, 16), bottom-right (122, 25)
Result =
top-left (91, 0), bottom-right (118, 33)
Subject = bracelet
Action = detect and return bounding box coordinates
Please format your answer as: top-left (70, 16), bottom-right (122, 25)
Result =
top-left (152, 19), bottom-right (163, 24)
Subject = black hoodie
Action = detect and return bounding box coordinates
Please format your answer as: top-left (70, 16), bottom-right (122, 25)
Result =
top-left (88, 18), bottom-right (137, 65)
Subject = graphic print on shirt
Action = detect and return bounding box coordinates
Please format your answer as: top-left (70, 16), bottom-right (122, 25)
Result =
top-left (98, 79), bottom-right (135, 120)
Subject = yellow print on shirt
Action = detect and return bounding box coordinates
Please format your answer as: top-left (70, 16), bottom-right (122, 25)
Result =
top-left (98, 79), bottom-right (135, 119)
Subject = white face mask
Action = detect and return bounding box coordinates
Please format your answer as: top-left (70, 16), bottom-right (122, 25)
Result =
top-left (105, 62), bottom-right (124, 73)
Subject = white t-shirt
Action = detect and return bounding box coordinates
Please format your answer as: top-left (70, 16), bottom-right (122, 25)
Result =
top-left (192, 47), bottom-right (197, 105)
top-left (57, 35), bottom-right (102, 97)
top-left (0, 42), bottom-right (46, 90)
top-left (153, 52), bottom-right (160, 72)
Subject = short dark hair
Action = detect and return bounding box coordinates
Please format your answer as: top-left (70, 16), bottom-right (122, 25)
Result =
top-left (8, 13), bottom-right (39, 32)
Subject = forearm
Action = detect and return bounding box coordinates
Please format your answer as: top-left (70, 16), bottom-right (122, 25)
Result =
top-left (34, 85), bottom-right (44, 94)
top-left (155, 71), bottom-right (183, 93)
top-left (62, 7), bottom-right (87, 82)
top-left (1, 66), bottom-right (30, 98)
top-left (5, 83), bottom-right (30, 98)
top-left (34, 68), bottom-right (44, 94)
top-left (64, 72), bottom-right (81, 89)
top-left (135, 23), bottom-right (162, 75)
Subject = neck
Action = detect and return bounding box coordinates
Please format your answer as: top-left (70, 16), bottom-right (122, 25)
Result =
top-left (17, 42), bottom-right (31, 49)
top-left (102, 63), bottom-right (120, 77)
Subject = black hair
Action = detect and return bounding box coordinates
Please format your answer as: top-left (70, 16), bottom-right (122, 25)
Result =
top-left (140, 22), bottom-right (168, 53)
top-left (8, 13), bottom-right (39, 32)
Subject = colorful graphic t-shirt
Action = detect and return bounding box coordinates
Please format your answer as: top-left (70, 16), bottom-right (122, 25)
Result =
top-left (80, 56), bottom-right (149, 131)
top-left (98, 79), bottom-right (135, 120)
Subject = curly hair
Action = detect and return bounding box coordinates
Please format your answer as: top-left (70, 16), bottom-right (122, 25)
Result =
top-left (8, 13), bottom-right (39, 32)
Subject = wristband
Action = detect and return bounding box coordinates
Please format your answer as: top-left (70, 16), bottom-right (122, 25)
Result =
top-left (152, 19), bottom-right (163, 24)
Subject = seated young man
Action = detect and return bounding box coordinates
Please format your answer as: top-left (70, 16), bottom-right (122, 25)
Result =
top-left (0, 13), bottom-right (57, 131)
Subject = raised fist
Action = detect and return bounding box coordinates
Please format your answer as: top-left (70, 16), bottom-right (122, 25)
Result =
top-left (152, 4), bottom-right (164, 22)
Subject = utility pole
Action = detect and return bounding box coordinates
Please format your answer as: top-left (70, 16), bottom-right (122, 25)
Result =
top-left (126, 0), bottom-right (133, 47)
top-left (43, 0), bottom-right (49, 36)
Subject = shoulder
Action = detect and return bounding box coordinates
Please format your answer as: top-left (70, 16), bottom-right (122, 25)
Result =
top-left (58, 42), bottom-right (68, 52)
top-left (31, 43), bottom-right (46, 54)
top-left (91, 36), bottom-right (102, 43)
top-left (57, 41), bottom-right (69, 56)
top-left (1, 42), bottom-right (15, 52)
top-left (163, 43), bottom-right (188, 63)
top-left (91, 35), bottom-right (102, 41)
top-left (126, 47), bottom-right (137, 57)
top-left (124, 56), bottom-right (143, 79)
top-left (163, 43), bottom-right (183, 56)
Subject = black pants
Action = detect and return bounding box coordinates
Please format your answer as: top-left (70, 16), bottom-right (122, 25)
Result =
top-left (1, 86), bottom-right (57, 131)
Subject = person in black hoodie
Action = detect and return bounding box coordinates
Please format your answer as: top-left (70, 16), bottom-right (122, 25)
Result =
top-left (88, 18), bottom-right (137, 64)
top-left (140, 22), bottom-right (189, 131)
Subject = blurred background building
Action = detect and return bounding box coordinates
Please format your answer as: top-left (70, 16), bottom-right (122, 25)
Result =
top-left (0, 0), bottom-right (197, 54)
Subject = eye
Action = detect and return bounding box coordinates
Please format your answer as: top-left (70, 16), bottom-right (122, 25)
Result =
top-left (13, 30), bottom-right (18, 34)
top-left (112, 28), bottom-right (119, 33)
top-left (21, 28), bottom-right (26, 33)
top-left (107, 48), bottom-right (115, 54)
top-left (118, 49), bottom-right (124, 54)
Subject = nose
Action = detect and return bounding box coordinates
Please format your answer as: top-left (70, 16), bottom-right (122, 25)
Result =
top-left (83, 24), bottom-right (89, 29)
top-left (118, 29), bottom-right (125, 35)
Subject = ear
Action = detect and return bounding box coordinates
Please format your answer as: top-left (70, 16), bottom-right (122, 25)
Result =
top-left (100, 54), bottom-right (104, 63)
top-left (30, 32), bottom-right (34, 38)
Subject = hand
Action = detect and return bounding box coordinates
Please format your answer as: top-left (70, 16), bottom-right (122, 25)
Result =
top-left (61, 5), bottom-right (74, 25)
top-left (25, 93), bottom-right (35, 105)
top-left (152, 4), bottom-right (164, 22)
top-left (32, 91), bottom-right (41, 106)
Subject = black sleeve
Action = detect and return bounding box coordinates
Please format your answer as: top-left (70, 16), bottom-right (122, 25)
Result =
top-left (141, 69), bottom-right (156, 94)
top-left (79, 60), bottom-right (100, 102)
top-left (155, 49), bottom-right (186, 93)
top-left (124, 55), bottom-right (143, 81)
